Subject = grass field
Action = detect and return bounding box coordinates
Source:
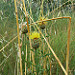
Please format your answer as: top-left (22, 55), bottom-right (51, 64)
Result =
top-left (0, 0), bottom-right (75, 75)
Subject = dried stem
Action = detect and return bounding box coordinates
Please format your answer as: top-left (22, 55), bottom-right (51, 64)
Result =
top-left (29, 17), bottom-right (71, 26)
top-left (66, 17), bottom-right (71, 74)
top-left (14, 0), bottom-right (23, 75)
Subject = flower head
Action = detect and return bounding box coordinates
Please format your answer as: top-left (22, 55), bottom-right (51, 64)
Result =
top-left (38, 16), bottom-right (48, 25)
top-left (30, 32), bottom-right (40, 39)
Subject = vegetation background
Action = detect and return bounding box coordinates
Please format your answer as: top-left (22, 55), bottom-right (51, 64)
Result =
top-left (0, 0), bottom-right (75, 75)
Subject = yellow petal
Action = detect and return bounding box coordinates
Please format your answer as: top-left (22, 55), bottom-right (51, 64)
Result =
top-left (30, 31), bottom-right (40, 39)
top-left (38, 16), bottom-right (48, 25)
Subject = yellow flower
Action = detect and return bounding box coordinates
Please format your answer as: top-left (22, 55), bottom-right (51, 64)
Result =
top-left (30, 32), bottom-right (40, 39)
top-left (38, 16), bottom-right (48, 25)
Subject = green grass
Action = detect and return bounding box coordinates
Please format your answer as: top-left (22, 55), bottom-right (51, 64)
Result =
top-left (0, 0), bottom-right (75, 75)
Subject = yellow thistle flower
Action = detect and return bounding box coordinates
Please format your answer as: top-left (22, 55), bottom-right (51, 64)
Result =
top-left (30, 32), bottom-right (40, 39)
top-left (38, 16), bottom-right (48, 25)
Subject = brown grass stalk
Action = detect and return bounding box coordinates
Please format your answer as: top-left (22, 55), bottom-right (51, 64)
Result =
top-left (66, 17), bottom-right (71, 74)
top-left (14, 0), bottom-right (23, 75)
top-left (29, 17), bottom-right (71, 26)
top-left (26, 0), bottom-right (36, 74)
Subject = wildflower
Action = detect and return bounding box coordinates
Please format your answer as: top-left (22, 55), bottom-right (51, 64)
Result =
top-left (38, 16), bottom-right (48, 29)
top-left (30, 31), bottom-right (40, 39)
top-left (30, 31), bottom-right (40, 49)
